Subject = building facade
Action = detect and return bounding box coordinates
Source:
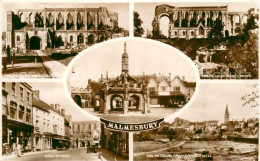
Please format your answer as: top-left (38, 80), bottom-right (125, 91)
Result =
top-left (6, 7), bottom-right (118, 50)
top-left (152, 5), bottom-right (248, 38)
top-left (32, 90), bottom-right (52, 151)
top-left (101, 125), bottom-right (129, 157)
top-left (72, 121), bottom-right (101, 148)
top-left (32, 90), bottom-right (67, 150)
top-left (71, 80), bottom-right (92, 108)
top-left (2, 82), bottom-right (34, 152)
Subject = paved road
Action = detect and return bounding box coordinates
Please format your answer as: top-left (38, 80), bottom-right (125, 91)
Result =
top-left (2, 148), bottom-right (127, 161)
top-left (36, 50), bottom-right (66, 78)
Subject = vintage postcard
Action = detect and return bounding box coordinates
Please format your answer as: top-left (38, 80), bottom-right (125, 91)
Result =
top-left (0, 0), bottom-right (259, 161)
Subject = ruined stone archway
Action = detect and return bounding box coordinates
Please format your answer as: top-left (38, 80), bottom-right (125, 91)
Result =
top-left (152, 4), bottom-right (175, 38)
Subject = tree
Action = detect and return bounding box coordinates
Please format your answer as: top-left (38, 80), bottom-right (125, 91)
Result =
top-left (242, 8), bottom-right (259, 43)
top-left (208, 19), bottom-right (224, 40)
top-left (134, 11), bottom-right (144, 37)
top-left (229, 29), bottom-right (258, 78)
top-left (47, 29), bottom-right (64, 48)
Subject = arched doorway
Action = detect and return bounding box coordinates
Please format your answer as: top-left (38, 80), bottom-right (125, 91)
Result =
top-left (77, 33), bottom-right (84, 44)
top-left (128, 95), bottom-right (140, 111)
top-left (88, 34), bottom-right (95, 44)
top-left (30, 36), bottom-right (41, 50)
top-left (159, 15), bottom-right (170, 38)
top-left (73, 95), bottom-right (82, 107)
top-left (110, 95), bottom-right (123, 111)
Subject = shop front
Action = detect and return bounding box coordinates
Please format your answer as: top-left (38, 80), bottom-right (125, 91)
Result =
top-left (2, 116), bottom-right (34, 153)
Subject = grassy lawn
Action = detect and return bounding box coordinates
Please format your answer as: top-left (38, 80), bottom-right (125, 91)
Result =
top-left (133, 141), bottom-right (181, 153)
top-left (2, 53), bottom-right (51, 78)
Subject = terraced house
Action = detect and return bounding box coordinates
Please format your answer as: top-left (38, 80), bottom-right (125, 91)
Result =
top-left (2, 82), bottom-right (34, 153)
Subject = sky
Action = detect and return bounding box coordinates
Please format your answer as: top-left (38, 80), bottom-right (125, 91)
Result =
top-left (29, 82), bottom-right (98, 121)
top-left (1, 2), bottom-right (129, 31)
top-left (134, 1), bottom-right (259, 36)
top-left (166, 82), bottom-right (259, 124)
top-left (69, 39), bottom-right (198, 88)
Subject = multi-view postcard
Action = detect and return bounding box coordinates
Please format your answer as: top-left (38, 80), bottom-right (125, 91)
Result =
top-left (0, 0), bottom-right (259, 161)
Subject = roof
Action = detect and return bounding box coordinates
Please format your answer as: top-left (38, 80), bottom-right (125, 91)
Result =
top-left (32, 97), bottom-right (51, 112)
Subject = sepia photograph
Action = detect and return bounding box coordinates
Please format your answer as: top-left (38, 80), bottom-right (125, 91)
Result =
top-left (0, 0), bottom-right (259, 161)
top-left (67, 38), bottom-right (199, 124)
top-left (1, 2), bottom-right (129, 78)
top-left (133, 82), bottom-right (259, 161)
top-left (134, 2), bottom-right (259, 79)
top-left (2, 82), bottom-right (129, 161)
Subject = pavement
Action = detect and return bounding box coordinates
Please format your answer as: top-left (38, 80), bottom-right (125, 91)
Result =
top-left (1, 148), bottom-right (128, 161)
top-left (2, 53), bottom-right (51, 78)
top-left (36, 50), bottom-right (66, 78)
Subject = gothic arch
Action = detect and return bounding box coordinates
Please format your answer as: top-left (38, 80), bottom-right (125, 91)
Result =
top-left (20, 13), bottom-right (26, 23)
top-left (29, 13), bottom-right (34, 24)
top-left (48, 13), bottom-right (54, 26)
top-left (128, 95), bottom-right (140, 111)
top-left (57, 12), bottom-right (64, 24)
top-left (110, 94), bottom-right (124, 111)
top-left (77, 12), bottom-right (83, 23)
top-left (190, 12), bottom-right (197, 27)
top-left (181, 11), bottom-right (189, 27)
top-left (87, 12), bottom-right (94, 30)
top-left (77, 33), bottom-right (84, 44)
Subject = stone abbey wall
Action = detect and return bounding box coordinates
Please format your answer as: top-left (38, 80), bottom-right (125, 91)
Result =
top-left (152, 5), bottom-right (248, 38)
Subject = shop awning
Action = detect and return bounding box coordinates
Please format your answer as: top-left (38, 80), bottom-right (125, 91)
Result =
top-left (53, 137), bottom-right (71, 142)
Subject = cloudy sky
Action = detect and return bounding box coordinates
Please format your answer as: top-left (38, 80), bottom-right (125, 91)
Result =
top-left (69, 39), bottom-right (198, 88)
top-left (135, 1), bottom-right (259, 36)
top-left (29, 82), bottom-right (98, 121)
top-left (1, 2), bottom-right (129, 31)
top-left (166, 81), bottom-right (259, 124)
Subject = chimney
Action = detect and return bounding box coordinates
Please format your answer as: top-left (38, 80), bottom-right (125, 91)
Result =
top-left (61, 109), bottom-right (65, 115)
top-left (106, 71), bottom-right (108, 80)
top-left (55, 104), bottom-right (60, 112)
top-left (169, 73), bottom-right (171, 80)
top-left (50, 104), bottom-right (54, 109)
top-left (33, 90), bottom-right (40, 99)
top-left (182, 76), bottom-right (185, 81)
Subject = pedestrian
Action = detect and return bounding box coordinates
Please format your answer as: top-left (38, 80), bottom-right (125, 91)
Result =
top-left (17, 142), bottom-right (22, 157)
